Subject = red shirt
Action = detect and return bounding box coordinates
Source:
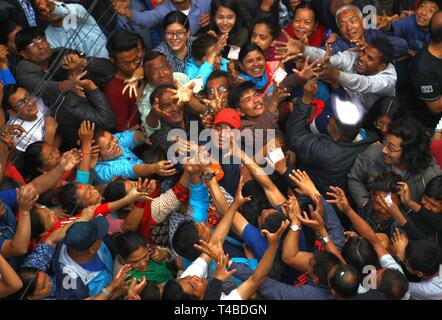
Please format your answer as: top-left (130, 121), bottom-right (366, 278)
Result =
top-left (104, 77), bottom-right (140, 132)
top-left (431, 140), bottom-right (442, 169)
top-left (38, 203), bottom-right (112, 243)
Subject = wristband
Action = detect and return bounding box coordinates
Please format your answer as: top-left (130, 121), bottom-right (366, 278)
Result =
top-left (134, 201), bottom-right (146, 208)
top-left (101, 288), bottom-right (112, 299)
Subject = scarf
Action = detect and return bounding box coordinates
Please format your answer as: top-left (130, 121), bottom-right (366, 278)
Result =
top-left (239, 63), bottom-right (271, 91)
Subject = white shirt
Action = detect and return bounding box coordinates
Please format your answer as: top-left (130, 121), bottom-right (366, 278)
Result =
top-left (180, 257), bottom-right (243, 300)
top-left (409, 267), bottom-right (442, 300)
top-left (7, 98), bottom-right (49, 152)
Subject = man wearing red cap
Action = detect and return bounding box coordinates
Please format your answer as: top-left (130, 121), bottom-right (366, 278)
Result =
top-left (210, 109), bottom-right (242, 196)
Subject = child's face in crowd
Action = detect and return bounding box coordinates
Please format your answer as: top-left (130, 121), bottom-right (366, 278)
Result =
top-left (98, 131), bottom-right (122, 160)
top-left (252, 23), bottom-right (275, 52)
top-left (145, 55), bottom-right (174, 87)
top-left (372, 191), bottom-right (399, 222)
top-left (206, 76), bottom-right (229, 106)
top-left (292, 7), bottom-right (317, 41)
top-left (240, 50), bottom-right (266, 78)
top-left (179, 275), bottom-right (208, 299)
top-left (416, 1), bottom-right (439, 28)
top-left (76, 184), bottom-right (103, 207)
top-left (164, 22), bottom-right (189, 53)
top-left (382, 134), bottom-right (403, 167)
top-left (215, 5), bottom-right (236, 34)
top-left (337, 8), bottom-right (364, 42)
top-left (421, 195), bottom-right (442, 214)
top-left (9, 87), bottom-right (39, 121)
top-left (238, 89), bottom-right (265, 119)
top-left (124, 245), bottom-right (150, 272)
top-left (39, 143), bottom-right (61, 172)
top-left (115, 47), bottom-right (142, 79)
top-left (157, 91), bottom-right (184, 125)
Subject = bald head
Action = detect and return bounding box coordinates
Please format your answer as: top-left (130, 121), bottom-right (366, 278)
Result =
top-left (430, 11), bottom-right (442, 43)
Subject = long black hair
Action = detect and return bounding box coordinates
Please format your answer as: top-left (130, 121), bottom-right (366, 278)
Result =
top-left (209, 0), bottom-right (243, 35)
top-left (388, 116), bottom-right (433, 174)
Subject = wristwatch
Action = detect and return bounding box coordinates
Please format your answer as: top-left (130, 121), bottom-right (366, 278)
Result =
top-left (202, 171), bottom-right (216, 181)
top-left (101, 287), bottom-right (112, 299)
top-left (318, 235), bottom-right (331, 246)
top-left (290, 224), bottom-right (301, 232)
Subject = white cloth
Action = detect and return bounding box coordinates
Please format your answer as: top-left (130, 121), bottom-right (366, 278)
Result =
top-left (409, 267), bottom-right (442, 300)
top-left (7, 98), bottom-right (49, 152)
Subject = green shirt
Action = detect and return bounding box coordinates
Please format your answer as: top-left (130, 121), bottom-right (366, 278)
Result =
top-left (126, 260), bottom-right (174, 284)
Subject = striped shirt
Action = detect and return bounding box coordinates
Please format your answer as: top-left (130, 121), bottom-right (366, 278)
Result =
top-left (153, 36), bottom-right (195, 73)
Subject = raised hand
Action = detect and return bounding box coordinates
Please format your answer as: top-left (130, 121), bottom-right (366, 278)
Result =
top-left (17, 184), bottom-right (39, 212)
top-left (261, 219), bottom-right (290, 247)
top-left (126, 276), bottom-right (147, 300)
top-left (168, 80), bottom-right (195, 106)
top-left (194, 236), bottom-right (223, 260)
top-left (64, 70), bottom-right (88, 97)
top-left (154, 160), bottom-right (176, 176)
top-left (301, 78), bottom-right (318, 104)
top-left (349, 39), bottom-right (368, 53)
top-left (397, 182), bottom-right (412, 206)
top-left (126, 178), bottom-right (154, 202)
top-left (123, 67), bottom-right (144, 99)
top-left (281, 195), bottom-right (302, 224)
top-left (289, 169), bottom-right (320, 198)
top-left (0, 45), bottom-right (9, 69)
top-left (0, 124), bottom-right (26, 149)
top-left (234, 175), bottom-right (252, 206)
top-left (269, 81), bottom-right (291, 106)
top-left (292, 55), bottom-right (320, 81)
top-left (295, 199), bottom-right (325, 233)
top-left (78, 120), bottom-right (95, 145)
top-left (60, 52), bottom-right (87, 72)
top-left (112, 0), bottom-right (133, 18)
top-left (274, 30), bottom-right (305, 63)
top-left (199, 12), bottom-right (211, 28)
top-left (326, 186), bottom-right (352, 213)
top-left (58, 149), bottom-right (82, 171)
top-left (214, 251), bottom-right (236, 281)
top-left (391, 228), bottom-right (408, 262)
top-left (152, 97), bottom-right (172, 118)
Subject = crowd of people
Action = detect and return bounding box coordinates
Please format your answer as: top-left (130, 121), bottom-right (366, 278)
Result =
top-left (0, 0), bottom-right (441, 301)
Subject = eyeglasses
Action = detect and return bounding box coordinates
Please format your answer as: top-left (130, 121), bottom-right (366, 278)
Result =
top-left (27, 37), bottom-right (45, 49)
top-left (150, 63), bottom-right (171, 77)
top-left (164, 30), bottom-right (187, 39)
top-left (15, 93), bottom-right (33, 109)
top-left (119, 56), bottom-right (143, 68)
top-left (383, 139), bottom-right (401, 153)
top-left (207, 85), bottom-right (228, 96)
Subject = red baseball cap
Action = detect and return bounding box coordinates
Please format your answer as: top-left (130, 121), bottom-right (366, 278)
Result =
top-left (213, 108), bottom-right (241, 129)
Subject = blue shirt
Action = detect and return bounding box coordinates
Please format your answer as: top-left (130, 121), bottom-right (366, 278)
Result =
top-left (45, 3), bottom-right (109, 58)
top-left (184, 58), bottom-right (229, 89)
top-left (130, 0), bottom-right (211, 36)
top-left (392, 16), bottom-right (430, 52)
top-left (0, 202), bottom-right (17, 252)
top-left (94, 130), bottom-right (143, 184)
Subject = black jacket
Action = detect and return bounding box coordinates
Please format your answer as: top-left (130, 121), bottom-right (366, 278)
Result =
top-left (53, 89), bottom-right (116, 151)
top-left (285, 99), bottom-right (377, 196)
top-left (237, 0), bottom-right (279, 32)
